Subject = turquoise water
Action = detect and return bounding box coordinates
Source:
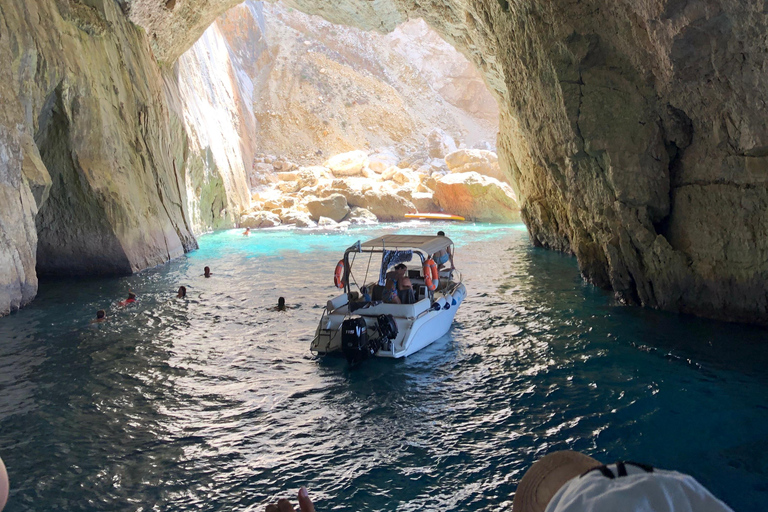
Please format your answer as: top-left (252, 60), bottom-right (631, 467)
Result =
top-left (0, 222), bottom-right (767, 511)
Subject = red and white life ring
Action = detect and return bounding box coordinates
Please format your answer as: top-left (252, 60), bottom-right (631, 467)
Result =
top-left (334, 259), bottom-right (346, 289)
top-left (423, 258), bottom-right (439, 291)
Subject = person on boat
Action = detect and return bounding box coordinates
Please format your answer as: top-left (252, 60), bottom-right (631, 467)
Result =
top-left (513, 450), bottom-right (734, 512)
top-left (265, 451), bottom-right (734, 512)
top-left (433, 230), bottom-right (454, 270)
top-left (91, 309), bottom-right (108, 323)
top-left (383, 278), bottom-right (401, 304)
top-left (243, 227), bottom-right (251, 236)
top-left (204, 266), bottom-right (212, 278)
top-left (177, 286), bottom-right (187, 298)
top-left (118, 291), bottom-right (137, 306)
top-left (385, 264), bottom-right (413, 304)
top-left (265, 486), bottom-right (314, 512)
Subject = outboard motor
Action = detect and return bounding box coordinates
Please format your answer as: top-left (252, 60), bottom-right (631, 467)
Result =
top-left (341, 316), bottom-right (370, 365)
top-left (376, 314), bottom-right (399, 351)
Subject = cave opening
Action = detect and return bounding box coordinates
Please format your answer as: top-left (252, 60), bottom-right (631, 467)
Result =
top-left (34, 84), bottom-right (132, 277)
top-left (175, 0), bottom-right (518, 227)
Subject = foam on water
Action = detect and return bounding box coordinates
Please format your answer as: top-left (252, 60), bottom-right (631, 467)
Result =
top-left (0, 222), bottom-right (766, 511)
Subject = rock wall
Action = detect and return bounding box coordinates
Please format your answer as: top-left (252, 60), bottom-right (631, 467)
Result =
top-left (0, 0), bottom-right (200, 313)
top-left (126, 0), bottom-right (768, 324)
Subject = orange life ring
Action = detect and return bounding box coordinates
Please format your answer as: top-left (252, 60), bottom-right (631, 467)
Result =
top-left (334, 259), bottom-right (346, 289)
top-left (423, 259), bottom-right (438, 291)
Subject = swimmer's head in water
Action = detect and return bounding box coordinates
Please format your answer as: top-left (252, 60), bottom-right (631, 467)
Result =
top-left (96, 310), bottom-right (106, 319)
top-left (127, 292), bottom-right (136, 300)
top-left (437, 230), bottom-right (445, 236)
top-left (204, 266), bottom-right (211, 277)
top-left (278, 297), bottom-right (286, 310)
top-left (177, 286), bottom-right (187, 298)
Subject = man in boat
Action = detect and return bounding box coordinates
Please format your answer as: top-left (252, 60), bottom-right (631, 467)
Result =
top-left (385, 264), bottom-right (414, 304)
top-left (434, 230), bottom-right (454, 270)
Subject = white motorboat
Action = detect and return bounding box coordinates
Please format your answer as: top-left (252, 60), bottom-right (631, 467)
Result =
top-left (310, 234), bottom-right (467, 362)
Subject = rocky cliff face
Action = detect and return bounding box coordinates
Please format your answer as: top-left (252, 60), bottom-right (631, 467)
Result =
top-left (3, 0), bottom-right (768, 325)
top-left (0, 0), bottom-right (198, 313)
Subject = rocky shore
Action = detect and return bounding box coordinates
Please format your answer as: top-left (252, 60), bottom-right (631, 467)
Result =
top-left (243, 135), bottom-right (519, 229)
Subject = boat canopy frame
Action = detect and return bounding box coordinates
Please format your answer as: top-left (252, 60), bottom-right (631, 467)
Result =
top-left (342, 235), bottom-right (454, 294)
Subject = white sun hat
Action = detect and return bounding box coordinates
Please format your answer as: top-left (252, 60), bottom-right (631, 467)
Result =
top-left (513, 451), bottom-right (735, 512)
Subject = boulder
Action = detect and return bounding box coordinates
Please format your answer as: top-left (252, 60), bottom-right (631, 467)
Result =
top-left (344, 207), bottom-right (379, 225)
top-left (444, 149), bottom-right (508, 183)
top-left (380, 167), bottom-right (399, 181)
top-left (318, 216), bottom-right (339, 227)
top-left (411, 192), bottom-right (439, 213)
top-left (432, 172), bottom-right (519, 223)
top-left (367, 151), bottom-right (400, 172)
top-left (392, 168), bottom-right (418, 185)
top-left (305, 193), bottom-right (350, 222)
top-left (241, 211), bottom-right (281, 228)
top-left (273, 158), bottom-right (296, 172)
top-left (297, 166), bottom-right (331, 189)
top-left (427, 128), bottom-right (457, 158)
top-left (358, 190), bottom-right (416, 221)
top-left (324, 150), bottom-right (368, 176)
top-left (280, 210), bottom-right (316, 228)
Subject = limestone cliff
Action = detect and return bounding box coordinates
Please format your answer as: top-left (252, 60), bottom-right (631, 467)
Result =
top-left (0, 0), bottom-right (197, 314)
top-left (126, 0), bottom-right (768, 324)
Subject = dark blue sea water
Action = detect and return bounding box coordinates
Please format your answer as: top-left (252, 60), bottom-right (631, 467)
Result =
top-left (0, 222), bottom-right (766, 511)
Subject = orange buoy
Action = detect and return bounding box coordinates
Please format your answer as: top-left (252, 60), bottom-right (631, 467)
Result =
top-left (423, 258), bottom-right (438, 291)
top-left (334, 259), bottom-right (346, 289)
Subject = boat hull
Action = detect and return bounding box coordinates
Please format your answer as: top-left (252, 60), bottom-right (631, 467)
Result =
top-left (311, 283), bottom-right (467, 359)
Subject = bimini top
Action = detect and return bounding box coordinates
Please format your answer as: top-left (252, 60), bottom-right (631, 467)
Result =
top-left (358, 235), bottom-right (453, 255)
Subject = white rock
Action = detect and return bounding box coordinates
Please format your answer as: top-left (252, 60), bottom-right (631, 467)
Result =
top-left (324, 150), bottom-right (368, 176)
top-left (344, 206), bottom-right (379, 225)
top-left (305, 193), bottom-right (350, 222)
top-left (241, 211), bottom-right (282, 228)
top-left (367, 151), bottom-right (400, 172)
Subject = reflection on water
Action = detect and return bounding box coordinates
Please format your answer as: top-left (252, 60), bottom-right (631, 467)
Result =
top-left (0, 222), bottom-right (766, 511)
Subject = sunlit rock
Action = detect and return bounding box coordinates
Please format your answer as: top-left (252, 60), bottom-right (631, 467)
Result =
top-left (357, 190), bottom-right (416, 221)
top-left (445, 149), bottom-right (508, 184)
top-left (344, 207), bottom-right (379, 225)
top-left (433, 173), bottom-right (519, 223)
top-left (280, 210), bottom-right (316, 228)
top-left (305, 193), bottom-right (350, 222)
top-left (367, 151), bottom-right (400, 173)
top-left (241, 211), bottom-right (281, 228)
top-left (324, 150), bottom-right (368, 177)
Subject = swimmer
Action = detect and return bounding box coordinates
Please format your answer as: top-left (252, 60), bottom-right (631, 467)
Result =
top-left (243, 227), bottom-right (251, 236)
top-left (91, 309), bottom-right (107, 323)
top-left (204, 266), bottom-right (212, 278)
top-left (118, 291), bottom-right (137, 306)
top-left (265, 486), bottom-right (314, 512)
top-left (177, 286), bottom-right (187, 298)
top-left (269, 297), bottom-right (287, 312)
